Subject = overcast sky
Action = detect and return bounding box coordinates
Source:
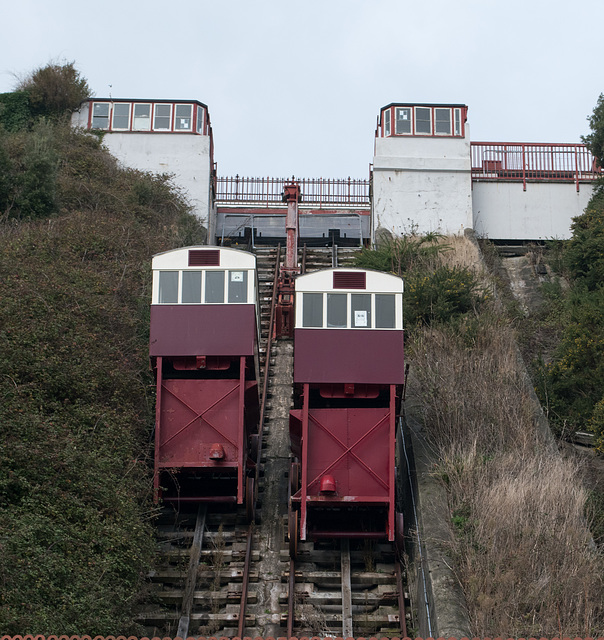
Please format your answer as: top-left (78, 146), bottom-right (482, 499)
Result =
top-left (1, 0), bottom-right (602, 178)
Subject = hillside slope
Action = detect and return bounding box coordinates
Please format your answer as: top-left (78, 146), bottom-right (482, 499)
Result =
top-left (0, 120), bottom-right (206, 633)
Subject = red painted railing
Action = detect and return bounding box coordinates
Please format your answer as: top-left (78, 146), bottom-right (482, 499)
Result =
top-left (215, 176), bottom-right (371, 207)
top-left (471, 142), bottom-right (601, 191)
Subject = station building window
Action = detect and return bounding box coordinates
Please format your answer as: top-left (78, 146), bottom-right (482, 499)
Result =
top-left (415, 107), bottom-right (431, 134)
top-left (395, 107), bottom-right (411, 135)
top-left (89, 100), bottom-right (207, 134)
top-left (154, 104), bottom-right (172, 130)
top-left (133, 103), bottom-right (151, 130)
top-left (92, 102), bottom-right (110, 128)
top-left (175, 104), bottom-right (192, 131)
top-left (434, 108), bottom-right (451, 135)
top-left (454, 109), bottom-right (462, 136)
top-left (112, 102), bottom-right (131, 130)
top-left (381, 104), bottom-right (466, 138)
top-left (384, 109), bottom-right (391, 136)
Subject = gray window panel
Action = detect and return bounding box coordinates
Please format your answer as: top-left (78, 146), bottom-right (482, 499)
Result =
top-left (303, 293), bottom-right (323, 327)
top-left (435, 108), bottom-right (451, 134)
top-left (159, 271), bottom-right (179, 303)
top-left (351, 293), bottom-right (371, 328)
top-left (182, 271), bottom-right (202, 303)
top-left (327, 293), bottom-right (347, 327)
top-left (175, 104), bottom-right (192, 130)
top-left (133, 103), bottom-right (151, 130)
top-left (395, 108), bottom-right (411, 134)
top-left (92, 103), bottom-right (109, 129)
top-left (415, 107), bottom-right (431, 134)
top-left (454, 109), bottom-right (462, 136)
top-left (384, 110), bottom-right (391, 136)
top-left (196, 105), bottom-right (204, 133)
top-left (228, 270), bottom-right (248, 303)
top-left (112, 103), bottom-right (130, 129)
top-left (205, 270), bottom-right (225, 303)
top-left (154, 104), bottom-right (171, 130)
top-left (376, 294), bottom-right (396, 328)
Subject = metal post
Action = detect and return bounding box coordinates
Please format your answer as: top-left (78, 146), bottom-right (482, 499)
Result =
top-left (283, 181), bottom-right (300, 271)
top-left (301, 383), bottom-right (309, 540)
top-left (153, 356), bottom-right (163, 502)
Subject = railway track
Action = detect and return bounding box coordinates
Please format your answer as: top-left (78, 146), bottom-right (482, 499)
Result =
top-left (137, 244), bottom-right (411, 637)
top-left (284, 538), bottom-right (408, 636)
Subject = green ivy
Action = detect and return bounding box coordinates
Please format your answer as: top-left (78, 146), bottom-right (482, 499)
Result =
top-left (405, 265), bottom-right (487, 326)
top-left (0, 91), bottom-right (31, 132)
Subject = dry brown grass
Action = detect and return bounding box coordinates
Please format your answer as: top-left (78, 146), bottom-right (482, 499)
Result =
top-left (408, 235), bottom-right (604, 636)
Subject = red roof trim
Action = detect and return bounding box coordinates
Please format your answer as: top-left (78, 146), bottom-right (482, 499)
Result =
top-left (333, 271), bottom-right (366, 289)
top-left (188, 249), bottom-right (220, 266)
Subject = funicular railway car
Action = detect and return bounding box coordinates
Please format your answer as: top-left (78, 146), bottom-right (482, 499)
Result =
top-left (149, 246), bottom-right (260, 516)
top-left (288, 268), bottom-right (405, 554)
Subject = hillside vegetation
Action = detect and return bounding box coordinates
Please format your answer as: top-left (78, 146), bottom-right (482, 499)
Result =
top-left (0, 65), bottom-right (205, 633)
top-left (535, 184), bottom-right (604, 452)
top-left (357, 234), bottom-right (604, 636)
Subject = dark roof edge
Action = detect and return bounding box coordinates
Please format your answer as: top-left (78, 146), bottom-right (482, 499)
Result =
top-left (380, 102), bottom-right (468, 110)
top-left (82, 97), bottom-right (210, 110)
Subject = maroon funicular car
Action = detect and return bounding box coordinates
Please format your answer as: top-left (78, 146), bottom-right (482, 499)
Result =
top-left (288, 267), bottom-right (405, 555)
top-left (150, 246), bottom-right (260, 518)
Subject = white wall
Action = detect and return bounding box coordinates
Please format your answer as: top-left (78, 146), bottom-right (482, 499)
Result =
top-left (372, 131), bottom-right (473, 237)
top-left (71, 103), bottom-right (214, 232)
top-left (103, 134), bottom-right (212, 226)
top-left (472, 181), bottom-right (594, 240)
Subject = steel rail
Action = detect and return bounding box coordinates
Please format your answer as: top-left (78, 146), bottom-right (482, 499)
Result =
top-left (255, 244), bottom-right (281, 490)
top-left (400, 415), bottom-right (433, 636)
top-left (396, 558), bottom-right (408, 637)
top-left (237, 525), bottom-right (254, 638)
top-left (301, 243), bottom-right (307, 274)
top-left (239, 245), bottom-right (281, 638)
top-left (287, 557), bottom-right (295, 638)
top-left (176, 504), bottom-right (207, 639)
top-left (341, 539), bottom-right (353, 637)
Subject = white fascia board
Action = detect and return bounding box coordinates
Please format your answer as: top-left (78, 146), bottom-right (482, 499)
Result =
top-left (295, 268), bottom-right (404, 293)
top-left (152, 246), bottom-right (256, 270)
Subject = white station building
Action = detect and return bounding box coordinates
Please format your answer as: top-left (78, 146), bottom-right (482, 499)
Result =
top-left (72, 99), bottom-right (599, 243)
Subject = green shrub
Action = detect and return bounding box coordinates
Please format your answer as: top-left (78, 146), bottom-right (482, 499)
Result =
top-left (405, 265), bottom-right (487, 326)
top-left (588, 397), bottom-right (604, 453)
top-left (17, 61), bottom-right (91, 120)
top-left (354, 233), bottom-right (448, 276)
top-left (537, 281), bottom-right (604, 441)
top-left (563, 184), bottom-right (604, 290)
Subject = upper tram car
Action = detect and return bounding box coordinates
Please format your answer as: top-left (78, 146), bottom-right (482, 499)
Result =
top-left (149, 246), bottom-right (260, 514)
top-left (288, 267), bottom-right (405, 553)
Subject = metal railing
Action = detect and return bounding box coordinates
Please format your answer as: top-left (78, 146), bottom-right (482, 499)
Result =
top-left (215, 175), bottom-right (371, 207)
top-left (471, 142), bottom-right (601, 191)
